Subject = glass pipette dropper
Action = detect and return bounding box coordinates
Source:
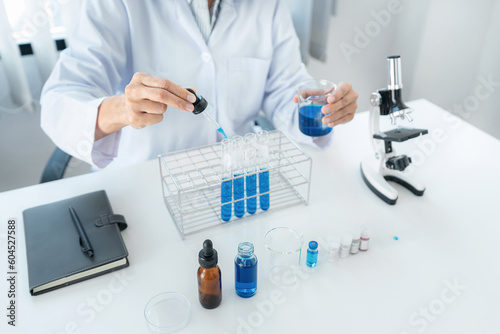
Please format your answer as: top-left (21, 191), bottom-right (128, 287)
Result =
top-left (186, 88), bottom-right (228, 139)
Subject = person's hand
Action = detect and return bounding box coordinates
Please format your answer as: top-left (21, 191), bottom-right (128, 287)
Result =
top-left (121, 72), bottom-right (197, 129)
top-left (293, 81), bottom-right (358, 127)
top-left (96, 73), bottom-right (197, 140)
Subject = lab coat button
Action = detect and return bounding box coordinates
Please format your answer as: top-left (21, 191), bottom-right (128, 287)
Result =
top-left (201, 52), bottom-right (212, 62)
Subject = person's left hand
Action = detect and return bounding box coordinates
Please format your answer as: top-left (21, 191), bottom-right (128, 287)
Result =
top-left (293, 81), bottom-right (358, 127)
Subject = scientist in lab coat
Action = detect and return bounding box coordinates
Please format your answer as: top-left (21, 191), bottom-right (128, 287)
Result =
top-left (41, 0), bottom-right (358, 169)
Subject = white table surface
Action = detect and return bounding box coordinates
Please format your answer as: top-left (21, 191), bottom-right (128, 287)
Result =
top-left (1, 99), bottom-right (500, 334)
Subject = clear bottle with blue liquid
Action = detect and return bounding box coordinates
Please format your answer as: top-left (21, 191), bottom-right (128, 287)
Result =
top-left (306, 241), bottom-right (318, 268)
top-left (234, 242), bottom-right (257, 298)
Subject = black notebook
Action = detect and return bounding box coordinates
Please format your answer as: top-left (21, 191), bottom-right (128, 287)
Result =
top-left (23, 190), bottom-right (129, 296)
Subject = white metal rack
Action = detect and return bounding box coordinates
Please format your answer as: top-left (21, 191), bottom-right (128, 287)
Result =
top-left (158, 130), bottom-right (312, 239)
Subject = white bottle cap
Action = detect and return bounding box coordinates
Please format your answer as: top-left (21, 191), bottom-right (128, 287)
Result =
top-left (350, 227), bottom-right (361, 239)
top-left (341, 233), bottom-right (352, 246)
top-left (361, 228), bottom-right (372, 238)
top-left (328, 237), bottom-right (340, 250)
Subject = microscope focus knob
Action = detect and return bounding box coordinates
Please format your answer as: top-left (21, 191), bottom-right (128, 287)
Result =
top-left (370, 92), bottom-right (381, 106)
top-left (386, 155), bottom-right (412, 171)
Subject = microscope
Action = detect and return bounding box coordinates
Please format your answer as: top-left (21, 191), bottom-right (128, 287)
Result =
top-left (360, 55), bottom-right (428, 205)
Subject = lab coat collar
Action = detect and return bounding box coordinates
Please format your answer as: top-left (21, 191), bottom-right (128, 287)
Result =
top-left (177, 0), bottom-right (237, 48)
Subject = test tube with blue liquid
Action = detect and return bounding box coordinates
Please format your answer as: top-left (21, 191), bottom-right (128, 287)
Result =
top-left (257, 131), bottom-right (270, 211)
top-left (244, 133), bottom-right (257, 215)
top-left (221, 139), bottom-right (233, 222)
top-left (232, 136), bottom-right (245, 218)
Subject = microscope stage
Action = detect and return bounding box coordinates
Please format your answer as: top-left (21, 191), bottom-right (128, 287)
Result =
top-left (373, 128), bottom-right (428, 142)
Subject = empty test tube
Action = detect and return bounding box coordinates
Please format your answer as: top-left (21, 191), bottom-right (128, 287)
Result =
top-left (221, 139), bottom-right (233, 222)
top-left (257, 131), bottom-right (270, 211)
top-left (244, 133), bottom-right (257, 215)
top-left (232, 136), bottom-right (245, 218)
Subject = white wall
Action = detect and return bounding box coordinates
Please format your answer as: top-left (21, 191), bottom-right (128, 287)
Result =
top-left (307, 0), bottom-right (500, 139)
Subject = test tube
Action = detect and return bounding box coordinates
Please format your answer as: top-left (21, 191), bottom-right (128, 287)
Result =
top-left (221, 139), bottom-right (233, 222)
top-left (232, 136), bottom-right (245, 218)
top-left (244, 133), bottom-right (257, 215)
top-left (257, 131), bottom-right (270, 211)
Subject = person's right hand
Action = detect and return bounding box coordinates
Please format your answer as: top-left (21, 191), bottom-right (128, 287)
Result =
top-left (95, 73), bottom-right (197, 140)
top-left (122, 72), bottom-right (196, 129)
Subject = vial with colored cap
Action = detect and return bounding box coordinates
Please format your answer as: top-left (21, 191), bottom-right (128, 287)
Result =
top-left (360, 228), bottom-right (371, 251)
top-left (306, 241), bottom-right (318, 268)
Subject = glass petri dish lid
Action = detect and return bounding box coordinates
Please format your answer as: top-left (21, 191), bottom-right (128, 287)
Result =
top-left (144, 292), bottom-right (191, 333)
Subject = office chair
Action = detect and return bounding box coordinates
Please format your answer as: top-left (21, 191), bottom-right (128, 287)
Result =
top-left (40, 147), bottom-right (72, 183)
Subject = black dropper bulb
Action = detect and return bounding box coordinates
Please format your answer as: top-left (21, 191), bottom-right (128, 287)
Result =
top-left (186, 88), bottom-right (208, 115)
top-left (198, 239), bottom-right (218, 268)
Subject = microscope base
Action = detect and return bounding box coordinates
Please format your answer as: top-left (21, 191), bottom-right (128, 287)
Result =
top-left (360, 157), bottom-right (425, 205)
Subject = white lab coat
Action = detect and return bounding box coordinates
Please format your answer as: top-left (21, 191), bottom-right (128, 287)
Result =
top-left (41, 0), bottom-right (329, 169)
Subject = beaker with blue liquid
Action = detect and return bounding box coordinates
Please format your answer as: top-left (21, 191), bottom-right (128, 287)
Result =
top-left (296, 79), bottom-right (336, 137)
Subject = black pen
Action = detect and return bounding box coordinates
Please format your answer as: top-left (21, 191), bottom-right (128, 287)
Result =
top-left (69, 206), bottom-right (94, 257)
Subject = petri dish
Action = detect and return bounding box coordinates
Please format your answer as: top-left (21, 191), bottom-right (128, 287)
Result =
top-left (144, 292), bottom-right (191, 333)
top-left (264, 227), bottom-right (304, 286)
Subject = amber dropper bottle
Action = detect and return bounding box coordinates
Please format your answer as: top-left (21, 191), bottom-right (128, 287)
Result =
top-left (197, 239), bottom-right (222, 309)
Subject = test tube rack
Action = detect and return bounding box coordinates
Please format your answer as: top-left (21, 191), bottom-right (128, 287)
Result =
top-left (158, 130), bottom-right (312, 239)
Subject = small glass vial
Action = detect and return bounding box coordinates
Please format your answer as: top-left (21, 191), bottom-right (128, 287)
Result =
top-left (197, 240), bottom-right (222, 309)
top-left (234, 242), bottom-right (257, 298)
top-left (350, 228), bottom-right (361, 254)
top-left (306, 241), bottom-right (318, 267)
top-left (340, 233), bottom-right (352, 258)
top-left (360, 228), bottom-right (371, 251)
top-left (327, 237), bottom-right (340, 263)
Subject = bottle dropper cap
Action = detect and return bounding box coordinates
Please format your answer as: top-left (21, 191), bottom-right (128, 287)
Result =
top-left (308, 241), bottom-right (318, 250)
top-left (186, 88), bottom-right (208, 114)
top-left (198, 239), bottom-right (218, 268)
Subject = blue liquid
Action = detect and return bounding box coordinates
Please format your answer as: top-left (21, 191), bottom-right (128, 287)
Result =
top-left (217, 127), bottom-right (228, 139)
top-left (234, 174), bottom-right (245, 218)
top-left (221, 179), bottom-right (232, 221)
top-left (235, 257), bottom-right (257, 298)
top-left (259, 170), bottom-right (269, 211)
top-left (246, 174), bottom-right (257, 214)
top-left (299, 105), bottom-right (332, 137)
top-left (306, 249), bottom-right (318, 268)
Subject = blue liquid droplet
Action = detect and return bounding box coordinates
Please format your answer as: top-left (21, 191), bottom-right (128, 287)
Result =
top-left (217, 127), bottom-right (228, 139)
top-left (394, 236), bottom-right (399, 241)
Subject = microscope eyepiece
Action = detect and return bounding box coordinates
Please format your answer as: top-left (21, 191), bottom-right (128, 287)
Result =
top-left (387, 55), bottom-right (403, 90)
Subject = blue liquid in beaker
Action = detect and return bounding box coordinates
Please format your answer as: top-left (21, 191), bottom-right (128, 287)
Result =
top-left (259, 170), bottom-right (269, 211)
top-left (299, 105), bottom-right (332, 137)
top-left (235, 258), bottom-right (257, 298)
top-left (221, 178), bottom-right (232, 221)
top-left (234, 174), bottom-right (245, 218)
top-left (246, 174), bottom-right (257, 214)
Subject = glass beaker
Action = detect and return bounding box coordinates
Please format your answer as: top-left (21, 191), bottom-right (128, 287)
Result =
top-left (264, 227), bottom-right (303, 286)
top-left (296, 79), bottom-right (336, 137)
